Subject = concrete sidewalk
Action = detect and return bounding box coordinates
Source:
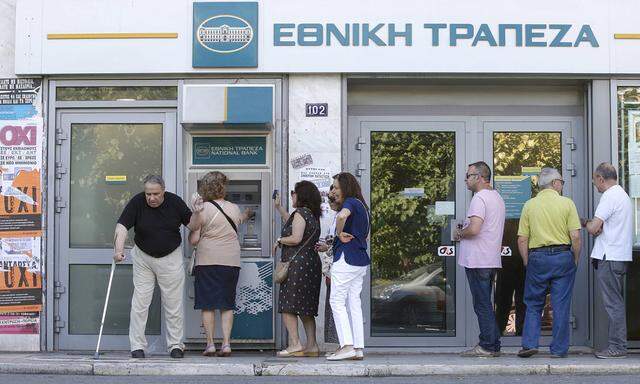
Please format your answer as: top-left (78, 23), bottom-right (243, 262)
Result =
top-left (1, 350), bottom-right (639, 376)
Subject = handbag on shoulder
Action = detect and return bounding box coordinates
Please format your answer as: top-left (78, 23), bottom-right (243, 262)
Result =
top-left (275, 225), bottom-right (318, 284)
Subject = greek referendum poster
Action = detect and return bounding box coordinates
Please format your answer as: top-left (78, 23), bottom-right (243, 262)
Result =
top-left (0, 78), bottom-right (43, 325)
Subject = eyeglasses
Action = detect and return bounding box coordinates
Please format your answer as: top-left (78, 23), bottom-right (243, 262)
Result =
top-left (554, 179), bottom-right (565, 186)
top-left (465, 173), bottom-right (479, 180)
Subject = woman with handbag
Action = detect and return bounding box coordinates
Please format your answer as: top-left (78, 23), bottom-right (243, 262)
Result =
top-left (188, 171), bottom-right (252, 357)
top-left (273, 180), bottom-right (322, 357)
top-left (326, 172), bottom-right (370, 361)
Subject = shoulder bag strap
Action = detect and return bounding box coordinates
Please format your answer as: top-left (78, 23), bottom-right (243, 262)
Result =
top-left (210, 200), bottom-right (238, 234)
top-left (287, 212), bottom-right (319, 263)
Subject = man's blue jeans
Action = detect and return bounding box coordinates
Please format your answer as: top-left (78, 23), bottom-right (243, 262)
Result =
top-left (522, 249), bottom-right (576, 356)
top-left (466, 268), bottom-right (500, 352)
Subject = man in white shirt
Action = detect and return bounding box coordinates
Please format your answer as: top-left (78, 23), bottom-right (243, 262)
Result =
top-left (584, 162), bottom-right (633, 359)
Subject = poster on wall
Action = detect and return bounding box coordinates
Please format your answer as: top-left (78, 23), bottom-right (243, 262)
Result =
top-left (628, 110), bottom-right (640, 244)
top-left (0, 78), bottom-right (43, 328)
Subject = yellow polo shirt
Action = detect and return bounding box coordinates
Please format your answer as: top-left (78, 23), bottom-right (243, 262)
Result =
top-left (517, 189), bottom-right (581, 249)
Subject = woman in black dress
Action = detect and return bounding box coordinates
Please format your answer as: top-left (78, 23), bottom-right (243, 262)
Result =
top-left (273, 180), bottom-right (322, 357)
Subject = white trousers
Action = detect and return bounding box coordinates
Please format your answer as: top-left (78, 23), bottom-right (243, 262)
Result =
top-left (329, 254), bottom-right (368, 348)
top-left (130, 246), bottom-right (185, 352)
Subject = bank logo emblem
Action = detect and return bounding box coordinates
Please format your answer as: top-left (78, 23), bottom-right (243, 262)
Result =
top-left (195, 143), bottom-right (210, 158)
top-left (193, 2), bottom-right (258, 68)
top-left (197, 15), bottom-right (254, 54)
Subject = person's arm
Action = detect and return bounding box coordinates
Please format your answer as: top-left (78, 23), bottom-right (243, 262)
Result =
top-left (335, 207), bottom-right (353, 243)
top-left (585, 217), bottom-right (604, 236)
top-left (113, 223), bottom-right (128, 263)
top-left (273, 191), bottom-right (290, 222)
top-left (457, 216), bottom-right (483, 239)
top-left (278, 212), bottom-right (306, 246)
top-left (186, 194), bottom-right (204, 231)
top-left (188, 229), bottom-right (201, 246)
top-left (517, 235), bottom-right (529, 266)
top-left (569, 229), bottom-right (581, 265)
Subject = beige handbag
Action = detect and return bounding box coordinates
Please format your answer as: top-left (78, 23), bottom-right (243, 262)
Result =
top-left (275, 226), bottom-right (318, 284)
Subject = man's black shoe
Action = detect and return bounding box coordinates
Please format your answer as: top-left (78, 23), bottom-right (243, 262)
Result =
top-left (170, 348), bottom-right (184, 358)
top-left (517, 348), bottom-right (538, 358)
top-left (131, 349), bottom-right (145, 358)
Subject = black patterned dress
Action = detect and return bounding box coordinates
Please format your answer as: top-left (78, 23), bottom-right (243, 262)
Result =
top-left (278, 207), bottom-right (322, 317)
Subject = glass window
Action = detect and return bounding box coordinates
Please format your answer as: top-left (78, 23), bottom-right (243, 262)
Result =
top-left (617, 86), bottom-right (640, 341)
top-left (493, 132), bottom-right (562, 336)
top-left (69, 265), bottom-right (161, 335)
top-left (69, 123), bottom-right (162, 248)
top-left (56, 86), bottom-right (177, 101)
top-left (370, 131), bottom-right (456, 336)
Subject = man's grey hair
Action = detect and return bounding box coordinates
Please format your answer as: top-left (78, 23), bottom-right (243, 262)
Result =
top-left (538, 167), bottom-right (562, 189)
top-left (594, 162), bottom-right (618, 181)
top-left (143, 174), bottom-right (165, 189)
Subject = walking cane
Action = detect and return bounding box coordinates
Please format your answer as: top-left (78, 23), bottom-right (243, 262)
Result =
top-left (94, 258), bottom-right (117, 360)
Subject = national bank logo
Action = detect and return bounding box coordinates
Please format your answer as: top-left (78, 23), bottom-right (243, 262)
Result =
top-left (193, 2), bottom-right (258, 68)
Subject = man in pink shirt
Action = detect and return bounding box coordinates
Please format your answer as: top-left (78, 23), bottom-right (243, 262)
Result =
top-left (455, 161), bottom-right (506, 357)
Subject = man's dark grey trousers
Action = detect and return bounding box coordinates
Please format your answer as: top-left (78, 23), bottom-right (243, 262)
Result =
top-left (596, 258), bottom-right (629, 352)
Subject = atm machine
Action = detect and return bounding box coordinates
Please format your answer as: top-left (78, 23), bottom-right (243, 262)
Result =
top-left (180, 83), bottom-right (276, 348)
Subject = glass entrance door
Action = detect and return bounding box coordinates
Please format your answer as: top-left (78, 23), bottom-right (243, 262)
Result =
top-left (482, 118), bottom-right (587, 347)
top-left (358, 120), bottom-right (469, 347)
top-left (55, 111), bottom-right (176, 351)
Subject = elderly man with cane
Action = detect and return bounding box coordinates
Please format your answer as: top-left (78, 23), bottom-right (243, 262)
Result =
top-left (112, 175), bottom-right (203, 358)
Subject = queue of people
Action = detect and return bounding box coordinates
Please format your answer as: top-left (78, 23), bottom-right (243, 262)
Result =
top-left (456, 162), bottom-right (631, 359)
top-left (112, 161), bottom-right (630, 360)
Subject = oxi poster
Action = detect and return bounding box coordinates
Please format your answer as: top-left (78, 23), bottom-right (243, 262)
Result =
top-left (0, 78), bottom-right (43, 334)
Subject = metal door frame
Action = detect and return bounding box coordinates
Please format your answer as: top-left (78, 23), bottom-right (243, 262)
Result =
top-left (54, 109), bottom-right (176, 351)
top-left (349, 116), bottom-right (473, 347)
top-left (481, 116), bottom-right (588, 348)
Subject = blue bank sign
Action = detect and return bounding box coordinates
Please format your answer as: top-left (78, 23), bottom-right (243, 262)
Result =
top-left (193, 2), bottom-right (258, 67)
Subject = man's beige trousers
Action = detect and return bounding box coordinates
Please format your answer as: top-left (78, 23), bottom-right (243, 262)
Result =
top-left (129, 246), bottom-right (185, 352)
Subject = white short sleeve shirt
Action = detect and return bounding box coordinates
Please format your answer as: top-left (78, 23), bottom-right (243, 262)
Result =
top-left (590, 184), bottom-right (633, 261)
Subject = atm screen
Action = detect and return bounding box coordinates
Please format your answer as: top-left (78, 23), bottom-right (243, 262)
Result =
top-left (225, 180), bottom-right (262, 251)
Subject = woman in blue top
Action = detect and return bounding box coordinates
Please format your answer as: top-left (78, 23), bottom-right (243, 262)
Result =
top-left (326, 172), bottom-right (370, 361)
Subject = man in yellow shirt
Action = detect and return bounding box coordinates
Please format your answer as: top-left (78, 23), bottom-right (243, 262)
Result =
top-left (516, 168), bottom-right (582, 358)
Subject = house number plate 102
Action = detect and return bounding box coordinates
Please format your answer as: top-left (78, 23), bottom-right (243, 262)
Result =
top-left (305, 103), bottom-right (328, 117)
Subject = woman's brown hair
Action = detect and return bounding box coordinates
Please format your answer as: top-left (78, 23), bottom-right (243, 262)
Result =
top-left (332, 172), bottom-right (369, 211)
top-left (293, 180), bottom-right (322, 219)
top-left (198, 171), bottom-right (227, 202)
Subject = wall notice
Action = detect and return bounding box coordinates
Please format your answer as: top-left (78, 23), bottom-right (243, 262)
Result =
top-left (0, 78), bottom-right (43, 332)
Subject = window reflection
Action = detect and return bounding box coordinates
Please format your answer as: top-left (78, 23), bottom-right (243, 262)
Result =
top-left (493, 132), bottom-right (562, 336)
top-left (617, 86), bottom-right (640, 341)
top-left (370, 131), bottom-right (456, 336)
top-left (69, 123), bottom-right (162, 248)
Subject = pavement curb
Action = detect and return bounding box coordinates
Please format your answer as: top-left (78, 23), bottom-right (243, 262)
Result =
top-left (93, 362), bottom-right (256, 376)
top-left (0, 362), bottom-right (94, 375)
top-left (261, 363), bottom-right (550, 376)
top-left (549, 363), bottom-right (640, 375)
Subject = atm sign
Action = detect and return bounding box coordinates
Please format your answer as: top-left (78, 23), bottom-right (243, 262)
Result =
top-left (192, 136), bottom-right (267, 165)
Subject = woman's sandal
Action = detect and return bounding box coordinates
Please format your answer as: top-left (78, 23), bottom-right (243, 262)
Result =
top-left (277, 348), bottom-right (303, 357)
top-left (301, 350), bottom-right (320, 357)
top-left (216, 344), bottom-right (232, 357)
top-left (202, 344), bottom-right (216, 357)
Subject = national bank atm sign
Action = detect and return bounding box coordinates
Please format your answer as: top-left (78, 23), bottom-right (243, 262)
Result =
top-left (193, 2), bottom-right (258, 68)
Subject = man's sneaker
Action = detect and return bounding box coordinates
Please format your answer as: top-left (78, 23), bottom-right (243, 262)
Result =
top-left (130, 349), bottom-right (145, 358)
top-left (595, 349), bottom-right (627, 359)
top-left (517, 348), bottom-right (538, 358)
top-left (460, 345), bottom-right (500, 357)
top-left (353, 349), bottom-right (364, 360)
top-left (170, 348), bottom-right (184, 359)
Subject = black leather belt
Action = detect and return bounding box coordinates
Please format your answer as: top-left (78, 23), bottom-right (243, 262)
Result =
top-left (530, 245), bottom-right (571, 252)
